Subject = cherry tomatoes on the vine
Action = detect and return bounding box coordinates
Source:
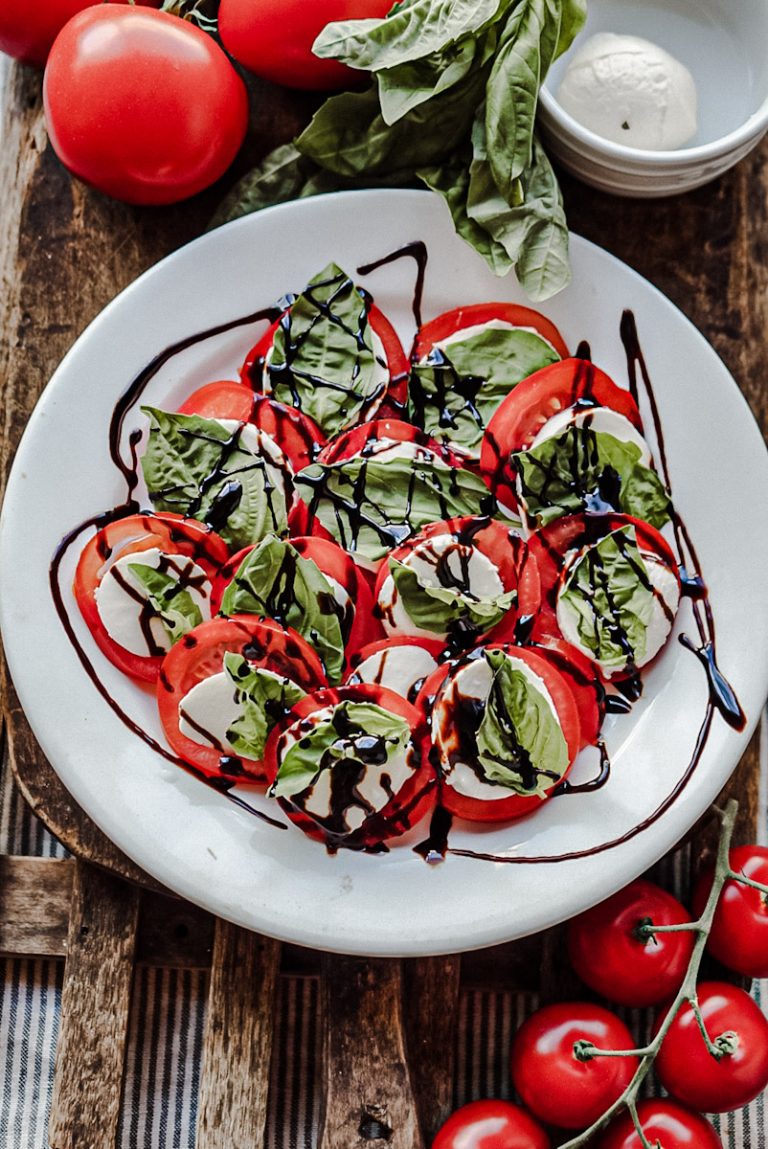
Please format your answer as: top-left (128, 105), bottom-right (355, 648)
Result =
top-left (510, 1003), bottom-right (638, 1129)
top-left (595, 1100), bottom-right (723, 1149)
top-left (432, 1099), bottom-right (550, 1149)
top-left (566, 879), bottom-right (695, 1006)
top-left (654, 981), bottom-right (768, 1112)
top-left (43, 7), bottom-right (248, 205)
top-left (692, 845), bottom-right (768, 978)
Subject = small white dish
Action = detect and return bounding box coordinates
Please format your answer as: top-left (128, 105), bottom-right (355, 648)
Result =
top-left (539, 0), bottom-right (768, 197)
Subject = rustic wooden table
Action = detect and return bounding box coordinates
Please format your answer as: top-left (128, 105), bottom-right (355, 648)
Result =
top-left (0, 60), bottom-right (765, 1149)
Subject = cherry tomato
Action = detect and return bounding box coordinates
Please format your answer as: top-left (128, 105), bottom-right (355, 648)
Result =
top-left (263, 683), bottom-right (435, 848)
top-left (654, 981), bottom-right (768, 1112)
top-left (595, 1100), bottom-right (722, 1149)
top-left (692, 845), bottom-right (768, 978)
top-left (74, 512), bottom-right (229, 683)
top-left (510, 1002), bottom-right (639, 1129)
top-left (218, 0), bottom-right (393, 91)
top-left (43, 7), bottom-right (248, 205)
top-left (157, 615), bottom-right (327, 781)
top-left (0, 0), bottom-right (159, 69)
top-left (424, 645), bottom-right (581, 823)
top-left (480, 358), bottom-right (642, 511)
top-left (566, 879), bottom-right (695, 1006)
top-left (432, 1099), bottom-right (550, 1149)
top-left (413, 302), bottom-right (569, 361)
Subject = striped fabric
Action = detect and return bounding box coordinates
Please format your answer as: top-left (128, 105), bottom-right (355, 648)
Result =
top-left (1, 740), bottom-right (766, 1148)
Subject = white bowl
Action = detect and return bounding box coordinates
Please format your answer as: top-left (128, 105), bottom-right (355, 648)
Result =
top-left (539, 0), bottom-right (768, 197)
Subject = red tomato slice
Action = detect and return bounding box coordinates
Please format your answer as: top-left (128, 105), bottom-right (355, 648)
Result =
top-left (479, 358), bottom-right (643, 510)
top-left (527, 637), bottom-right (604, 749)
top-left (238, 302), bottom-right (408, 419)
top-left (315, 417), bottom-right (466, 468)
top-left (424, 645), bottom-right (581, 823)
top-left (74, 512), bottom-right (229, 683)
top-left (177, 379), bottom-right (254, 421)
top-left (413, 301), bottom-right (569, 361)
top-left (526, 512), bottom-right (679, 637)
top-left (157, 614), bottom-right (326, 781)
top-left (373, 515), bottom-right (541, 648)
top-left (263, 683), bottom-right (436, 849)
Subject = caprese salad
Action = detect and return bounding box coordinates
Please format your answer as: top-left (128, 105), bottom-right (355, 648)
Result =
top-left (71, 259), bottom-right (682, 853)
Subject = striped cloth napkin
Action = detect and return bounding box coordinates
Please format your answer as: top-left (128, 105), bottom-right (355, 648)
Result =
top-left (1, 743), bottom-right (765, 1148)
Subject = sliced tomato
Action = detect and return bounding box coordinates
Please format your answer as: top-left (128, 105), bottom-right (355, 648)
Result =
top-left (74, 512), bottom-right (229, 683)
top-left (346, 635), bottom-right (447, 703)
top-left (373, 515), bottom-right (541, 647)
top-left (528, 637), bottom-right (604, 749)
top-left (423, 645), bottom-right (581, 823)
top-left (263, 683), bottom-right (436, 849)
top-left (527, 512), bottom-right (679, 634)
top-left (315, 417), bottom-right (465, 468)
top-left (177, 379), bottom-right (254, 421)
top-left (413, 302), bottom-right (570, 361)
top-left (238, 302), bottom-right (409, 418)
top-left (157, 614), bottom-right (326, 781)
top-left (479, 359), bottom-right (643, 510)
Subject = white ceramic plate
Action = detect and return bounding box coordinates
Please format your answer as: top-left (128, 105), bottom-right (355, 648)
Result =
top-left (2, 190), bottom-right (767, 956)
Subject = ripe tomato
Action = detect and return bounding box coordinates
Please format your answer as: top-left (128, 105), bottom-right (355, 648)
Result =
top-left (692, 845), bottom-right (768, 978)
top-left (510, 1003), bottom-right (638, 1129)
top-left (432, 1099), bottom-right (550, 1149)
top-left (566, 879), bottom-right (695, 1006)
top-left (177, 380), bottom-right (255, 423)
top-left (413, 302), bottom-right (569, 361)
top-left (595, 1100), bottom-right (722, 1149)
top-left (157, 615), bottom-right (327, 781)
top-left (0, 0), bottom-right (159, 69)
top-left (218, 0), bottom-right (393, 91)
top-left (43, 7), bottom-right (248, 205)
top-left (654, 981), bottom-right (768, 1112)
top-left (74, 512), bottom-right (229, 683)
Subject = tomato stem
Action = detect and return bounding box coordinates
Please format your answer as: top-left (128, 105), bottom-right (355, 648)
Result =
top-left (633, 918), bottom-right (701, 943)
top-left (727, 868), bottom-right (768, 900)
top-left (556, 797), bottom-right (740, 1149)
top-left (628, 1098), bottom-right (658, 1149)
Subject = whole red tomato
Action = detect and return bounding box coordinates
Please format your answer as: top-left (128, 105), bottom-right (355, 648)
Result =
top-left (692, 845), bottom-right (768, 978)
top-left (432, 1099), bottom-right (550, 1149)
top-left (654, 981), bottom-right (768, 1112)
top-left (0, 0), bottom-right (159, 68)
top-left (566, 879), bottom-right (695, 1007)
top-left (595, 1099), bottom-right (722, 1149)
top-left (218, 0), bottom-right (393, 91)
top-left (43, 7), bottom-right (249, 205)
top-left (510, 1003), bottom-right (638, 1129)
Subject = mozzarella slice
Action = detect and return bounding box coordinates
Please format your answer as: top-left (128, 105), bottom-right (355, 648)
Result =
top-left (96, 547), bottom-right (211, 657)
top-left (178, 670), bottom-right (245, 751)
top-left (350, 645), bottom-right (439, 701)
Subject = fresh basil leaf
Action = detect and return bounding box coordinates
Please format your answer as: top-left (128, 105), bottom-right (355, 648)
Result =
top-left (313, 0), bottom-right (507, 71)
top-left (514, 425), bottom-right (672, 528)
top-left (126, 561), bottom-right (203, 647)
top-left (219, 535), bottom-right (347, 683)
top-left (140, 408), bottom-right (290, 550)
top-left (554, 0), bottom-right (587, 59)
top-left (223, 653), bottom-right (306, 762)
top-left (476, 648), bottom-right (568, 795)
top-left (377, 37), bottom-right (481, 124)
top-left (512, 139), bottom-right (571, 301)
top-left (295, 454), bottom-right (495, 561)
top-left (209, 143), bottom-right (318, 230)
top-left (558, 526), bottom-right (655, 670)
top-left (409, 324), bottom-right (559, 450)
top-left (266, 262), bottom-right (383, 438)
top-left (417, 158), bottom-right (515, 276)
top-left (390, 557), bottom-right (516, 637)
top-left (272, 701), bottom-right (411, 800)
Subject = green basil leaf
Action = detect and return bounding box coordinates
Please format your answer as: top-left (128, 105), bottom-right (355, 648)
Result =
top-left (295, 454), bottom-right (495, 561)
top-left (554, 0), bottom-right (587, 59)
top-left (219, 535), bottom-right (347, 683)
top-left (558, 526), bottom-right (655, 670)
top-left (512, 139), bottom-right (571, 301)
top-left (417, 158), bottom-right (515, 276)
top-left (390, 557), bottom-right (516, 636)
top-left (377, 37), bottom-right (481, 124)
top-left (223, 653), bottom-right (306, 762)
top-left (267, 262), bottom-right (383, 438)
top-left (476, 648), bottom-right (568, 795)
top-left (514, 425), bottom-right (673, 528)
top-left (140, 408), bottom-right (290, 550)
top-left (272, 701), bottom-right (411, 799)
top-left (209, 143), bottom-right (318, 230)
top-left (126, 561), bottom-right (203, 647)
top-left (313, 0), bottom-right (507, 71)
top-left (409, 324), bottom-right (559, 451)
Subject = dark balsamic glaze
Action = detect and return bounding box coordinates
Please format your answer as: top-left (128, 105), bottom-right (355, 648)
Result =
top-left (357, 241), bottom-right (428, 331)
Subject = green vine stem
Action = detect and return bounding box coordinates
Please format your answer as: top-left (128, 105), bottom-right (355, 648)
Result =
top-left (557, 798), bottom-right (756, 1149)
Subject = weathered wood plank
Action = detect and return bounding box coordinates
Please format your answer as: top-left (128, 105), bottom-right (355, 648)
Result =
top-left (48, 859), bottom-right (139, 1149)
top-left (196, 920), bottom-right (280, 1149)
top-left (0, 855), bottom-right (73, 957)
top-left (404, 956), bottom-right (461, 1143)
top-left (319, 956), bottom-right (424, 1149)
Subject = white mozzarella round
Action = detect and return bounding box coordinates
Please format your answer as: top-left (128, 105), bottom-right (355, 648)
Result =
top-left (351, 645), bottom-right (439, 699)
top-left (95, 547), bottom-right (211, 657)
top-left (177, 670), bottom-right (245, 752)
